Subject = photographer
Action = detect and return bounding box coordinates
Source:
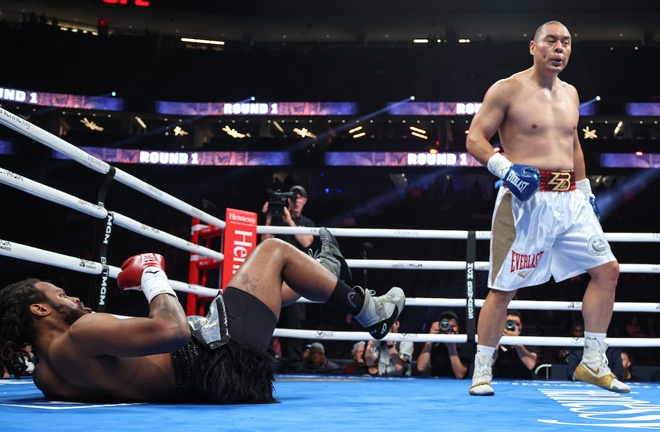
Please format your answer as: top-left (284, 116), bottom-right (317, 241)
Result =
top-left (365, 320), bottom-right (413, 377)
top-left (261, 185), bottom-right (315, 372)
top-left (416, 311), bottom-right (473, 379)
top-left (493, 310), bottom-right (537, 379)
top-left (261, 185), bottom-right (314, 250)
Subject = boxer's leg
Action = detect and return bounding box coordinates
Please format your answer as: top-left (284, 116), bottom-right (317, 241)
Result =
top-left (574, 260), bottom-right (629, 393)
top-left (227, 238), bottom-right (339, 318)
top-left (227, 238), bottom-right (404, 339)
top-left (282, 227), bottom-right (351, 306)
top-left (470, 288), bottom-right (517, 396)
top-left (582, 260), bottom-right (619, 333)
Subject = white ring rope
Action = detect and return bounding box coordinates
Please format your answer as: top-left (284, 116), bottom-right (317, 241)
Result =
top-left (269, 224), bottom-right (660, 348)
top-left (0, 165), bottom-right (223, 261)
top-left (0, 237), bottom-right (219, 297)
top-left (272, 329), bottom-right (660, 347)
top-left (297, 297), bottom-right (660, 313)
top-left (344, 259), bottom-right (659, 274)
top-left (259, 226), bottom-right (660, 243)
top-left (2, 109), bottom-right (659, 351)
top-left (0, 107), bottom-right (224, 229)
top-left (259, 227), bottom-right (660, 273)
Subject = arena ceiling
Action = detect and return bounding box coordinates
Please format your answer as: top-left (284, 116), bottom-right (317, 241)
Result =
top-left (1, 0), bottom-right (659, 45)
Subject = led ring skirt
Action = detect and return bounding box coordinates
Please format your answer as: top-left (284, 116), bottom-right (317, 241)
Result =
top-left (2, 106), bottom-right (660, 431)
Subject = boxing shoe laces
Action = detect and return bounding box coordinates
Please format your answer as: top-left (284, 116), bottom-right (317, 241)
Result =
top-left (469, 354), bottom-right (495, 396)
top-left (353, 286), bottom-right (405, 340)
top-left (573, 353), bottom-right (631, 394)
top-left (308, 227), bottom-right (352, 282)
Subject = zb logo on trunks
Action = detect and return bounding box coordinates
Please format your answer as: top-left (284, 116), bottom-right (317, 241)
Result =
top-left (547, 172), bottom-right (572, 191)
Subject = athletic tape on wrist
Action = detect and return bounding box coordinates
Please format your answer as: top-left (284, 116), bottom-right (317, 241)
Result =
top-left (487, 153), bottom-right (512, 179)
top-left (141, 269), bottom-right (177, 303)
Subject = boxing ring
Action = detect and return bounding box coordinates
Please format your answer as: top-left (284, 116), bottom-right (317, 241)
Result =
top-left (2, 106), bottom-right (660, 430)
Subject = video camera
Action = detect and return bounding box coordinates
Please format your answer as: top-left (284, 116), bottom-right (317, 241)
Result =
top-left (439, 320), bottom-right (453, 334)
top-left (266, 188), bottom-right (297, 218)
top-left (505, 320), bottom-right (517, 331)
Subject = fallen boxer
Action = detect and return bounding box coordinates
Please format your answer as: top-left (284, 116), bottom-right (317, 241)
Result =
top-left (0, 229), bottom-right (405, 403)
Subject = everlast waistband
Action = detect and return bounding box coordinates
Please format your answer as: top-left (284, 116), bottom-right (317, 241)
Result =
top-left (539, 169), bottom-right (576, 192)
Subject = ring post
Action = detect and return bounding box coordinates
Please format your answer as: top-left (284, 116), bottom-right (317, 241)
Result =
top-left (465, 230), bottom-right (476, 343)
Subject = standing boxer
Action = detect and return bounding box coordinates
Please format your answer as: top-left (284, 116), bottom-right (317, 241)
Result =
top-left (0, 233), bottom-right (404, 404)
top-left (465, 20), bottom-right (628, 396)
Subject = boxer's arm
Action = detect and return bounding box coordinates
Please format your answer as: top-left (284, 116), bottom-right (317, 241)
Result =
top-left (67, 296), bottom-right (190, 358)
top-left (466, 80), bottom-right (508, 165)
top-left (66, 254), bottom-right (191, 357)
top-left (467, 81), bottom-right (540, 201)
top-left (488, 153), bottom-right (540, 201)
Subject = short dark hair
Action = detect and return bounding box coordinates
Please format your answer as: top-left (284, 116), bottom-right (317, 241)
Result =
top-left (438, 310), bottom-right (459, 323)
top-left (507, 309), bottom-right (522, 321)
top-left (0, 278), bottom-right (47, 378)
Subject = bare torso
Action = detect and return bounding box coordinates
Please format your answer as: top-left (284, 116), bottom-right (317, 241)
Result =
top-left (495, 68), bottom-right (579, 170)
top-left (31, 313), bottom-right (180, 403)
top-left (33, 349), bottom-right (177, 402)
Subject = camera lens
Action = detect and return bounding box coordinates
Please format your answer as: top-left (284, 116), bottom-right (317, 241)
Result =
top-left (439, 320), bottom-right (452, 332)
top-left (506, 320), bottom-right (517, 331)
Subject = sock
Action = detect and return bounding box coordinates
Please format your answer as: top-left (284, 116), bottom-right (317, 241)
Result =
top-left (326, 280), bottom-right (364, 315)
top-left (475, 345), bottom-right (495, 366)
top-left (584, 331), bottom-right (606, 341)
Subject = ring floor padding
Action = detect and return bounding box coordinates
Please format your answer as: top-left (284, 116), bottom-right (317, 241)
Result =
top-left (2, 376), bottom-right (660, 431)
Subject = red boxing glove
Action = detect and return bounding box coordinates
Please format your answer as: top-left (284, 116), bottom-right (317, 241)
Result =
top-left (117, 253), bottom-right (166, 291)
top-left (117, 253), bottom-right (176, 303)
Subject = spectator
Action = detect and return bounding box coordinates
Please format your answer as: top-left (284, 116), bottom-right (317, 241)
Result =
top-left (302, 343), bottom-right (312, 361)
top-left (302, 342), bottom-right (342, 374)
top-left (362, 341), bottom-right (380, 376)
top-left (621, 351), bottom-right (643, 382)
top-left (365, 321), bottom-right (413, 377)
top-left (493, 310), bottom-right (537, 379)
top-left (343, 341), bottom-right (369, 376)
top-left (416, 311), bottom-right (473, 379)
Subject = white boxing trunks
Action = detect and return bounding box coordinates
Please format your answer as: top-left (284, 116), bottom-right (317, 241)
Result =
top-left (489, 170), bottom-right (616, 291)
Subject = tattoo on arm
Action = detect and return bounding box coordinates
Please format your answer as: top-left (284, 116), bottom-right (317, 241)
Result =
top-left (150, 295), bottom-right (187, 324)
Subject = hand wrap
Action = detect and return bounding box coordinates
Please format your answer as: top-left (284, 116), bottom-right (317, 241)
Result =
top-left (487, 153), bottom-right (540, 202)
top-left (117, 253), bottom-right (177, 303)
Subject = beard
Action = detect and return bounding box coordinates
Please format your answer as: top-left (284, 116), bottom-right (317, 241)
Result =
top-left (51, 302), bottom-right (88, 326)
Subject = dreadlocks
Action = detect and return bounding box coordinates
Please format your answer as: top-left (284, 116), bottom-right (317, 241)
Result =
top-left (0, 278), bottom-right (46, 378)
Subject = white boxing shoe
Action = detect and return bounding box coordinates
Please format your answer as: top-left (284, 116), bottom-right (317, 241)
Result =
top-left (353, 286), bottom-right (405, 340)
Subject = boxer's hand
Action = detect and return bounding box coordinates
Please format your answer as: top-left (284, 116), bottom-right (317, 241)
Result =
top-left (576, 178), bottom-right (601, 220)
top-left (117, 253), bottom-right (165, 290)
top-left (487, 153), bottom-right (540, 202)
top-left (117, 253), bottom-right (175, 303)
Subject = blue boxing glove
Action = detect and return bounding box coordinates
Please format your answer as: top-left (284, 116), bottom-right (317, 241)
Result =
top-left (576, 178), bottom-right (601, 220)
top-left (487, 153), bottom-right (540, 202)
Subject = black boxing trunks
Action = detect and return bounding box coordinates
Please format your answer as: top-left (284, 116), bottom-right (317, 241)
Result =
top-left (170, 287), bottom-right (278, 404)
top-left (223, 286), bottom-right (278, 351)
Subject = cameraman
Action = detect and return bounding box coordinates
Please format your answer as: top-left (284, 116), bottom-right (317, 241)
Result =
top-left (261, 185), bottom-right (315, 372)
top-left (261, 185), bottom-right (314, 249)
top-left (493, 309), bottom-right (537, 379)
top-left (416, 311), bottom-right (473, 379)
